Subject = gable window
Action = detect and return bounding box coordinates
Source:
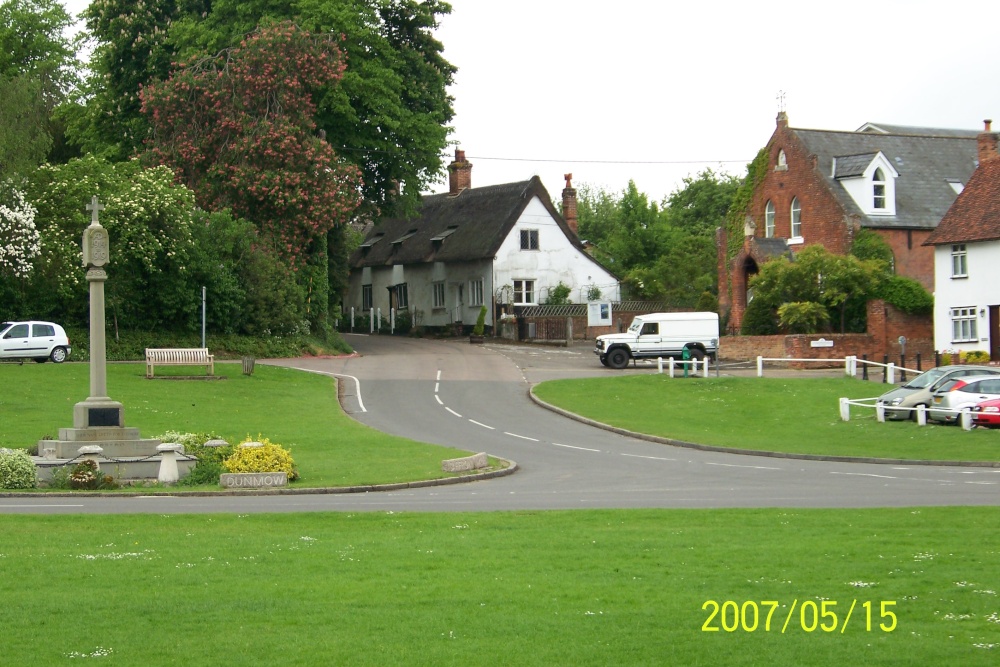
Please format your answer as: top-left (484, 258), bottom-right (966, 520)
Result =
top-left (520, 229), bottom-right (539, 251)
top-left (764, 200), bottom-right (775, 238)
top-left (362, 284), bottom-right (373, 311)
top-left (873, 168), bottom-right (886, 209)
top-left (470, 278), bottom-right (485, 307)
top-left (790, 197), bottom-right (802, 239)
top-left (951, 244), bottom-right (968, 278)
top-left (951, 307), bottom-right (978, 342)
top-left (432, 282), bottom-right (446, 309)
top-left (775, 149), bottom-right (787, 171)
top-left (513, 279), bottom-right (535, 305)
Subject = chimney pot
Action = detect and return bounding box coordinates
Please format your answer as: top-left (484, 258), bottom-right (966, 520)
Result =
top-left (978, 120), bottom-right (999, 164)
top-left (448, 148), bottom-right (472, 195)
top-left (562, 173), bottom-right (578, 236)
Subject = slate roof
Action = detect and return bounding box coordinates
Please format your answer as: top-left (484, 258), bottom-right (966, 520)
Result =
top-left (924, 158), bottom-right (1000, 245)
top-left (791, 127), bottom-right (978, 230)
top-left (350, 176), bottom-right (586, 268)
top-left (833, 153), bottom-right (879, 179)
top-left (857, 122), bottom-right (980, 138)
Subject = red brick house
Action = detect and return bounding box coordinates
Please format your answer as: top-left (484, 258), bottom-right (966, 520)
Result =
top-left (718, 112), bottom-right (980, 332)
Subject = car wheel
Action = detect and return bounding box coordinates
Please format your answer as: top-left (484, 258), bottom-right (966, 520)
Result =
top-left (50, 347), bottom-right (68, 363)
top-left (607, 348), bottom-right (630, 370)
top-left (599, 356), bottom-right (609, 367)
top-left (687, 347), bottom-right (705, 362)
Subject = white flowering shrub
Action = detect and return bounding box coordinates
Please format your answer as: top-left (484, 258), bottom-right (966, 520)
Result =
top-left (0, 184), bottom-right (41, 279)
top-left (0, 448), bottom-right (38, 489)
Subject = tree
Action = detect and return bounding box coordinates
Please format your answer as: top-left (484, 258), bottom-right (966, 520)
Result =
top-left (81, 0), bottom-right (456, 217)
top-left (0, 75), bottom-right (51, 178)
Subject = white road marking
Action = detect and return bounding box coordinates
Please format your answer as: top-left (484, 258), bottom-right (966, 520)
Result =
top-left (435, 394), bottom-right (443, 405)
top-left (469, 419), bottom-right (495, 430)
top-left (965, 481), bottom-right (997, 485)
top-left (287, 368), bottom-right (367, 413)
top-left (436, 370), bottom-right (442, 381)
top-left (434, 382), bottom-right (439, 393)
top-left (705, 462), bottom-right (781, 470)
top-left (621, 453), bottom-right (676, 461)
top-left (829, 472), bottom-right (897, 479)
top-left (553, 443), bottom-right (601, 452)
top-left (446, 407), bottom-right (462, 418)
top-left (504, 432), bottom-right (539, 442)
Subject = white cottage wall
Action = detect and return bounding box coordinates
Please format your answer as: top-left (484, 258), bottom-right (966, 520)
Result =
top-left (493, 196), bottom-right (619, 304)
top-left (932, 241), bottom-right (1000, 354)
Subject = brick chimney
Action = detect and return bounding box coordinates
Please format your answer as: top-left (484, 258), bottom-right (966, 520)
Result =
top-left (978, 119), bottom-right (999, 163)
top-left (562, 173), bottom-right (578, 236)
top-left (448, 148), bottom-right (472, 194)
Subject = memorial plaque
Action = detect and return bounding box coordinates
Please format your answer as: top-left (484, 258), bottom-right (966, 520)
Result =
top-left (88, 407), bottom-right (120, 427)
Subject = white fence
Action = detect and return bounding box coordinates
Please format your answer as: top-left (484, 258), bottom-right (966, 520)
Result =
top-left (756, 355), bottom-right (921, 383)
top-left (837, 397), bottom-right (978, 431)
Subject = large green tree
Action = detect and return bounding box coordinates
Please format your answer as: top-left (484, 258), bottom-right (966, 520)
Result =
top-left (80, 0), bottom-right (455, 216)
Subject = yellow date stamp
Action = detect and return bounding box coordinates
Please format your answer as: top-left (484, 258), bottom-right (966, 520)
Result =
top-left (701, 600), bottom-right (897, 633)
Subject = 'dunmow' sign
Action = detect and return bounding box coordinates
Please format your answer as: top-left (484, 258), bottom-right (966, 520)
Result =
top-left (219, 472), bottom-right (288, 488)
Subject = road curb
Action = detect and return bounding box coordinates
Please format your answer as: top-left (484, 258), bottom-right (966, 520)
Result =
top-left (527, 387), bottom-right (1000, 468)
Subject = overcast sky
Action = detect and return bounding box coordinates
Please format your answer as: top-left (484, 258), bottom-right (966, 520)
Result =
top-left (62, 0), bottom-right (1000, 203)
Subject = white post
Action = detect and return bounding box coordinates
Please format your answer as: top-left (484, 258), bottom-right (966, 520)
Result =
top-left (390, 308), bottom-right (395, 335)
top-left (845, 356), bottom-right (851, 376)
top-left (201, 285), bottom-right (206, 348)
top-left (370, 308), bottom-right (374, 334)
top-left (875, 403), bottom-right (885, 422)
top-left (156, 443), bottom-right (184, 484)
top-left (376, 307), bottom-right (382, 333)
top-left (839, 397), bottom-right (850, 421)
top-left (961, 409), bottom-right (974, 431)
top-left (757, 356), bottom-right (764, 377)
top-left (351, 307), bottom-right (355, 332)
top-left (668, 357), bottom-right (675, 378)
top-left (916, 404), bottom-right (927, 426)
top-left (657, 357), bottom-right (663, 374)
top-left (887, 363), bottom-right (896, 384)
top-left (702, 358), bottom-right (709, 378)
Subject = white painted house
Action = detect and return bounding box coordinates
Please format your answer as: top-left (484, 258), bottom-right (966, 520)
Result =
top-left (924, 121), bottom-right (1000, 358)
top-left (346, 150), bottom-right (620, 330)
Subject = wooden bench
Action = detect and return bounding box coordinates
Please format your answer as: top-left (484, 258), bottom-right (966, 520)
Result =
top-left (145, 348), bottom-right (214, 378)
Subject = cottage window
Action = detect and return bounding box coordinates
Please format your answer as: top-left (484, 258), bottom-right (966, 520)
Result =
top-left (432, 282), bottom-right (446, 309)
top-left (764, 200), bottom-right (775, 238)
top-left (362, 284), bottom-right (373, 311)
top-left (951, 307), bottom-right (978, 343)
top-left (395, 283), bottom-right (408, 309)
top-left (790, 197), bottom-right (802, 238)
top-left (951, 244), bottom-right (968, 278)
top-left (470, 279), bottom-right (485, 307)
top-left (873, 168), bottom-right (886, 209)
top-left (514, 280), bottom-right (535, 305)
top-left (520, 229), bottom-right (539, 251)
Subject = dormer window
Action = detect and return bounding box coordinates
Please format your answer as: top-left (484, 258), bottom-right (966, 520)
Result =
top-left (873, 168), bottom-right (886, 209)
top-left (764, 200), bottom-right (775, 238)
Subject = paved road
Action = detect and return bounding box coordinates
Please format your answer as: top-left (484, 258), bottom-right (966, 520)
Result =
top-left (3, 336), bottom-right (998, 514)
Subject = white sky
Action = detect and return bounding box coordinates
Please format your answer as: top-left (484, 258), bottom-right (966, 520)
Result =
top-left (61, 0), bottom-right (1000, 204)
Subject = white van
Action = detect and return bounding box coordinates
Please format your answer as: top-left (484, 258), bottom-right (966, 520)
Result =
top-left (594, 312), bottom-right (719, 369)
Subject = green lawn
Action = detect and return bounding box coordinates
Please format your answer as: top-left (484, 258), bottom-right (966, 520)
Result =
top-left (1, 507), bottom-right (997, 666)
top-left (532, 375), bottom-right (1000, 462)
top-left (0, 362), bottom-right (475, 488)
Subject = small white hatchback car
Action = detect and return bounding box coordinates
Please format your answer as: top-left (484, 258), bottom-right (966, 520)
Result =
top-left (0, 321), bottom-right (72, 363)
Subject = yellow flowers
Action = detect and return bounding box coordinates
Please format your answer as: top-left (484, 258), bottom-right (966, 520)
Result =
top-left (223, 435), bottom-right (298, 480)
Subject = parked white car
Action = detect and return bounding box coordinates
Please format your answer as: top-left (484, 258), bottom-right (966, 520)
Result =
top-left (928, 375), bottom-right (1000, 423)
top-left (0, 321), bottom-right (72, 363)
top-left (594, 312), bottom-right (719, 369)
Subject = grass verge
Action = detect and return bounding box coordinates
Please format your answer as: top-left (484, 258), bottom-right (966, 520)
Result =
top-left (0, 362), bottom-right (475, 488)
top-left (532, 375), bottom-right (1000, 462)
top-left (1, 507), bottom-right (997, 666)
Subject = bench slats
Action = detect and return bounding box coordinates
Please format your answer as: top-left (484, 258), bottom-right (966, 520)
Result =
top-left (145, 348), bottom-right (214, 378)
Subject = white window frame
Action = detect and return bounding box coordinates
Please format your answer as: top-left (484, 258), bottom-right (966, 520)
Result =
top-left (513, 279), bottom-right (535, 305)
top-left (764, 200), bottom-right (775, 238)
top-left (395, 283), bottom-right (408, 310)
top-left (432, 281), bottom-right (446, 309)
top-left (790, 197), bottom-right (801, 239)
top-left (951, 307), bottom-right (978, 343)
top-left (873, 168), bottom-right (886, 210)
top-left (469, 278), bottom-right (485, 307)
top-left (951, 244), bottom-right (968, 278)
top-left (520, 229), bottom-right (539, 251)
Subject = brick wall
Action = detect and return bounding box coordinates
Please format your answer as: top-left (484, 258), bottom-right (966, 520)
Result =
top-left (875, 228), bottom-right (935, 290)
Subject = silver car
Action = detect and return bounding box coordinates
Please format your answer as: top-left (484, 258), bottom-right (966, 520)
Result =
top-left (876, 365), bottom-right (1000, 420)
top-left (928, 375), bottom-right (1000, 423)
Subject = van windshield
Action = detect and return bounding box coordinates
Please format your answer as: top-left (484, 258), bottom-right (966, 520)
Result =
top-left (628, 320), bottom-right (642, 333)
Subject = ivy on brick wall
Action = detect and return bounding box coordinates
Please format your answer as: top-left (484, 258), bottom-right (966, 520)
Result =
top-left (722, 147), bottom-right (770, 305)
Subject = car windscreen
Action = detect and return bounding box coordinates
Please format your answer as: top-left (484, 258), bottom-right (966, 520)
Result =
top-left (902, 368), bottom-right (947, 389)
